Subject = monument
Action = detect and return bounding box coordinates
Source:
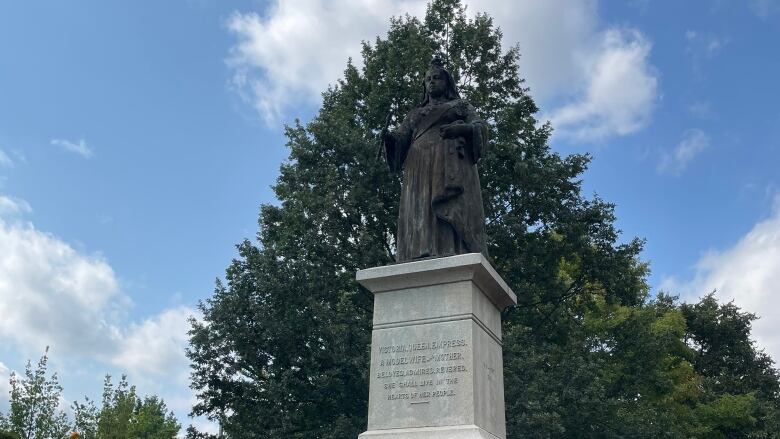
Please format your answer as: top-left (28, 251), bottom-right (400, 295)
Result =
top-left (357, 59), bottom-right (517, 439)
top-left (382, 58), bottom-right (489, 263)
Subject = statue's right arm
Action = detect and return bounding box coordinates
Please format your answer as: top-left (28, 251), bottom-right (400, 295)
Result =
top-left (384, 113), bottom-right (413, 173)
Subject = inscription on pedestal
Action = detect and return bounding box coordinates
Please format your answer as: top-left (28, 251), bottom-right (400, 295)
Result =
top-left (375, 338), bottom-right (469, 404)
top-left (367, 320), bottom-right (476, 430)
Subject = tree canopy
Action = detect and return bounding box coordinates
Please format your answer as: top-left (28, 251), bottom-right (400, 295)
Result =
top-left (71, 375), bottom-right (180, 439)
top-left (187, 1), bottom-right (780, 437)
top-left (0, 351), bottom-right (180, 439)
top-left (0, 349), bottom-right (69, 439)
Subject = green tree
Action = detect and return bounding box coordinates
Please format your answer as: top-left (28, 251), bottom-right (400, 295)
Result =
top-left (74, 375), bottom-right (180, 439)
top-left (71, 397), bottom-right (98, 439)
top-left (127, 397), bottom-right (179, 439)
top-left (1, 355), bottom-right (180, 439)
top-left (682, 294), bottom-right (780, 438)
top-left (183, 425), bottom-right (217, 439)
top-left (187, 0), bottom-right (779, 437)
top-left (4, 349), bottom-right (69, 439)
top-left (95, 375), bottom-right (136, 439)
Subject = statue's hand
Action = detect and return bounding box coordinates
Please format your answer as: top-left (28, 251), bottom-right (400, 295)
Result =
top-left (440, 121), bottom-right (471, 139)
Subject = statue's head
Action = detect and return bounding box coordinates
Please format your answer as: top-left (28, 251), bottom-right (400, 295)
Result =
top-left (421, 57), bottom-right (460, 105)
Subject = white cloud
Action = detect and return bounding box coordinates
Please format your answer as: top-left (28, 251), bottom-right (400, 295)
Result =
top-left (226, 0), bottom-right (427, 123)
top-left (661, 195), bottom-right (780, 364)
top-left (0, 362), bottom-right (10, 413)
top-left (0, 209), bottom-right (200, 428)
top-left (688, 101), bottom-right (713, 119)
top-left (685, 30), bottom-right (726, 81)
top-left (112, 306), bottom-right (197, 378)
top-left (0, 150), bottom-right (13, 168)
top-left (468, 0), bottom-right (600, 101)
top-left (547, 28), bottom-right (658, 141)
top-left (0, 195), bottom-right (32, 216)
top-left (749, 0), bottom-right (779, 18)
top-left (110, 306), bottom-right (202, 431)
top-left (51, 138), bottom-right (93, 159)
top-left (0, 205), bottom-right (196, 375)
top-left (10, 150), bottom-right (27, 165)
top-left (0, 216), bottom-right (123, 357)
top-left (658, 129), bottom-right (709, 175)
top-left (685, 30), bottom-right (724, 56)
top-left (227, 0), bottom-right (659, 140)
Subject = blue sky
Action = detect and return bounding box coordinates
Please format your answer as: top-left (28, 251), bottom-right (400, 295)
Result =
top-left (1, 0), bottom-right (779, 434)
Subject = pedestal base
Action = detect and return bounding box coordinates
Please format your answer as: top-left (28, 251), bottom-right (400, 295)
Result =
top-left (359, 425), bottom-right (500, 439)
top-left (356, 254), bottom-right (516, 439)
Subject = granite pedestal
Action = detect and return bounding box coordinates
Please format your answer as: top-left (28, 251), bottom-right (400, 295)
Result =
top-left (357, 253), bottom-right (517, 439)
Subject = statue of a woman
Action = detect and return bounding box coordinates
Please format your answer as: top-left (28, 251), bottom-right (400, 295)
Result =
top-left (382, 59), bottom-right (489, 262)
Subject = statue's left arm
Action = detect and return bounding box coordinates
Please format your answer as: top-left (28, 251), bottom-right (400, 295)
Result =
top-left (464, 103), bottom-right (488, 164)
top-left (439, 101), bottom-right (488, 164)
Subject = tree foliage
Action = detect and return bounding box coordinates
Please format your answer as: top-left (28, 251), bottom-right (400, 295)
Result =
top-left (682, 294), bottom-right (780, 437)
top-left (72, 375), bottom-right (180, 439)
top-left (1, 349), bottom-right (69, 439)
top-left (0, 351), bottom-right (180, 439)
top-left (187, 0), bottom-right (780, 437)
top-left (127, 397), bottom-right (180, 439)
top-left (183, 425), bottom-right (218, 439)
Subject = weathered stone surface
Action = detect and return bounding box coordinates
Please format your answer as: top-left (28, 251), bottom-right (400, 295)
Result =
top-left (357, 253), bottom-right (516, 439)
top-left (359, 424), bottom-right (501, 438)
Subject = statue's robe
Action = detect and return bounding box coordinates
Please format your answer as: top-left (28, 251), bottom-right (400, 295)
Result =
top-left (385, 98), bottom-right (489, 262)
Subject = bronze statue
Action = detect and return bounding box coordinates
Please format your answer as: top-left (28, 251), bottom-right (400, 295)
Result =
top-left (382, 58), bottom-right (489, 262)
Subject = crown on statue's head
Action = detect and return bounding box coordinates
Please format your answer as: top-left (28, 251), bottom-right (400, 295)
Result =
top-left (429, 56), bottom-right (445, 70)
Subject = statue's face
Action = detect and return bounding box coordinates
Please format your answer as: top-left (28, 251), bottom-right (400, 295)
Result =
top-left (425, 68), bottom-right (447, 99)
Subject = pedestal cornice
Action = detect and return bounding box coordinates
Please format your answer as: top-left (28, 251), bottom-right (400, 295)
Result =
top-left (356, 253), bottom-right (517, 311)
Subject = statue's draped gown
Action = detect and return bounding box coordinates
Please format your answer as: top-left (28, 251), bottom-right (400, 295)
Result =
top-left (386, 98), bottom-right (489, 262)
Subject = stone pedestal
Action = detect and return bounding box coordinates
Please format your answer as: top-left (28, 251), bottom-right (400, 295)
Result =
top-left (357, 253), bottom-right (517, 439)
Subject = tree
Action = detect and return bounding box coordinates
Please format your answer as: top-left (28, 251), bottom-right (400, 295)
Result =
top-left (183, 425), bottom-right (218, 439)
top-left (71, 398), bottom-right (98, 439)
top-left (72, 375), bottom-right (180, 439)
top-left (682, 294), bottom-right (780, 438)
top-left (95, 375), bottom-right (136, 439)
top-left (0, 352), bottom-right (180, 439)
top-left (3, 349), bottom-right (69, 439)
top-left (127, 397), bottom-right (179, 439)
top-left (187, 0), bottom-right (780, 437)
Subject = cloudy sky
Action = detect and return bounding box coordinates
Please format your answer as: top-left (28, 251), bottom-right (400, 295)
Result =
top-left (1, 0), bottom-right (779, 432)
